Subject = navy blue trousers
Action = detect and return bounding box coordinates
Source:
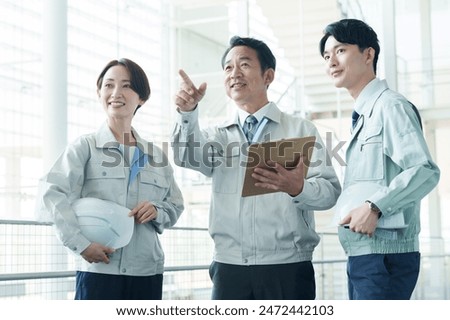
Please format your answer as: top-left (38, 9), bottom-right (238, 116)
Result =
top-left (75, 271), bottom-right (163, 300)
top-left (347, 252), bottom-right (420, 300)
top-left (209, 261), bottom-right (316, 300)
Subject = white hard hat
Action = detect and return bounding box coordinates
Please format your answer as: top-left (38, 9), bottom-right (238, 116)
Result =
top-left (333, 182), bottom-right (382, 225)
top-left (72, 197), bottom-right (134, 249)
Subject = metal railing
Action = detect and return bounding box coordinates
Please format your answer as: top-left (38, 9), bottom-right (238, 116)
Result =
top-left (1, 220), bottom-right (449, 300)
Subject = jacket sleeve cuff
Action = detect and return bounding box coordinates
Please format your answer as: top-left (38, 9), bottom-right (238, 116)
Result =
top-left (290, 179), bottom-right (311, 204)
top-left (65, 234), bottom-right (91, 255)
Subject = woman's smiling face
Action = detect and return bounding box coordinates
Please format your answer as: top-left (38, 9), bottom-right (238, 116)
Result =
top-left (98, 65), bottom-right (144, 121)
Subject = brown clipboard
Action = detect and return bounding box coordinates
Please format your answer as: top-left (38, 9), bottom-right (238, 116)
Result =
top-left (241, 136), bottom-right (316, 197)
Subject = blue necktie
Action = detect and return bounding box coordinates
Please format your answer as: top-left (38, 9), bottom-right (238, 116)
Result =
top-left (129, 147), bottom-right (148, 186)
top-left (243, 115), bottom-right (258, 142)
top-left (351, 110), bottom-right (360, 129)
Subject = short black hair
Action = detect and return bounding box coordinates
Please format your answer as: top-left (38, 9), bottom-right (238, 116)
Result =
top-left (221, 36), bottom-right (276, 72)
top-left (96, 58), bottom-right (151, 114)
top-left (319, 19), bottom-right (380, 74)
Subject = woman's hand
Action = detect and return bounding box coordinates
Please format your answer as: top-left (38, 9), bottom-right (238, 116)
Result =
top-left (129, 201), bottom-right (158, 224)
top-left (81, 243), bottom-right (115, 264)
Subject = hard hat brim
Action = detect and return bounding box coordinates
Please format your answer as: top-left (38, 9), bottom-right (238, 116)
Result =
top-left (72, 197), bottom-right (134, 249)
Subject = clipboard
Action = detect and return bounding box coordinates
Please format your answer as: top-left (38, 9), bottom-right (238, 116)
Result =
top-left (241, 136), bottom-right (316, 197)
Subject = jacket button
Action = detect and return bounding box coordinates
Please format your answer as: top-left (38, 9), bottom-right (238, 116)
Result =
top-left (122, 268), bottom-right (127, 273)
top-left (102, 171), bottom-right (107, 176)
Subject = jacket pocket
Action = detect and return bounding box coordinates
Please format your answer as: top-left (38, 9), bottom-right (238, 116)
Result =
top-left (82, 163), bottom-right (126, 198)
top-left (354, 126), bottom-right (384, 180)
top-left (139, 170), bottom-right (170, 201)
top-left (212, 146), bottom-right (241, 194)
top-left (85, 163), bottom-right (126, 180)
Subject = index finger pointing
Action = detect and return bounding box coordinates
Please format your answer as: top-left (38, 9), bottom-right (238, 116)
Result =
top-left (178, 69), bottom-right (195, 87)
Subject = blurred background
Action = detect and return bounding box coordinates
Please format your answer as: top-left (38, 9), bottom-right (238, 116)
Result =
top-left (0, 0), bottom-right (448, 299)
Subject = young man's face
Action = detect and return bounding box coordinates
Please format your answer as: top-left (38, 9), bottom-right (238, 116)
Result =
top-left (322, 36), bottom-right (374, 98)
top-left (223, 45), bottom-right (273, 111)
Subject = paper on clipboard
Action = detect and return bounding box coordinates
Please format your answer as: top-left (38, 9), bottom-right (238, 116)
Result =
top-left (241, 136), bottom-right (316, 197)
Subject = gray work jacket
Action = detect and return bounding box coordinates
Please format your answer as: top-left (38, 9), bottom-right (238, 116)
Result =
top-left (37, 122), bottom-right (184, 276)
top-left (172, 102), bottom-right (341, 265)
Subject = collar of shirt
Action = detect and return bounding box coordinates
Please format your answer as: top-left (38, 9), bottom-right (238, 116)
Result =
top-left (354, 78), bottom-right (390, 117)
top-left (218, 101), bottom-right (281, 130)
top-left (237, 102), bottom-right (272, 128)
top-left (95, 121), bottom-right (160, 162)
